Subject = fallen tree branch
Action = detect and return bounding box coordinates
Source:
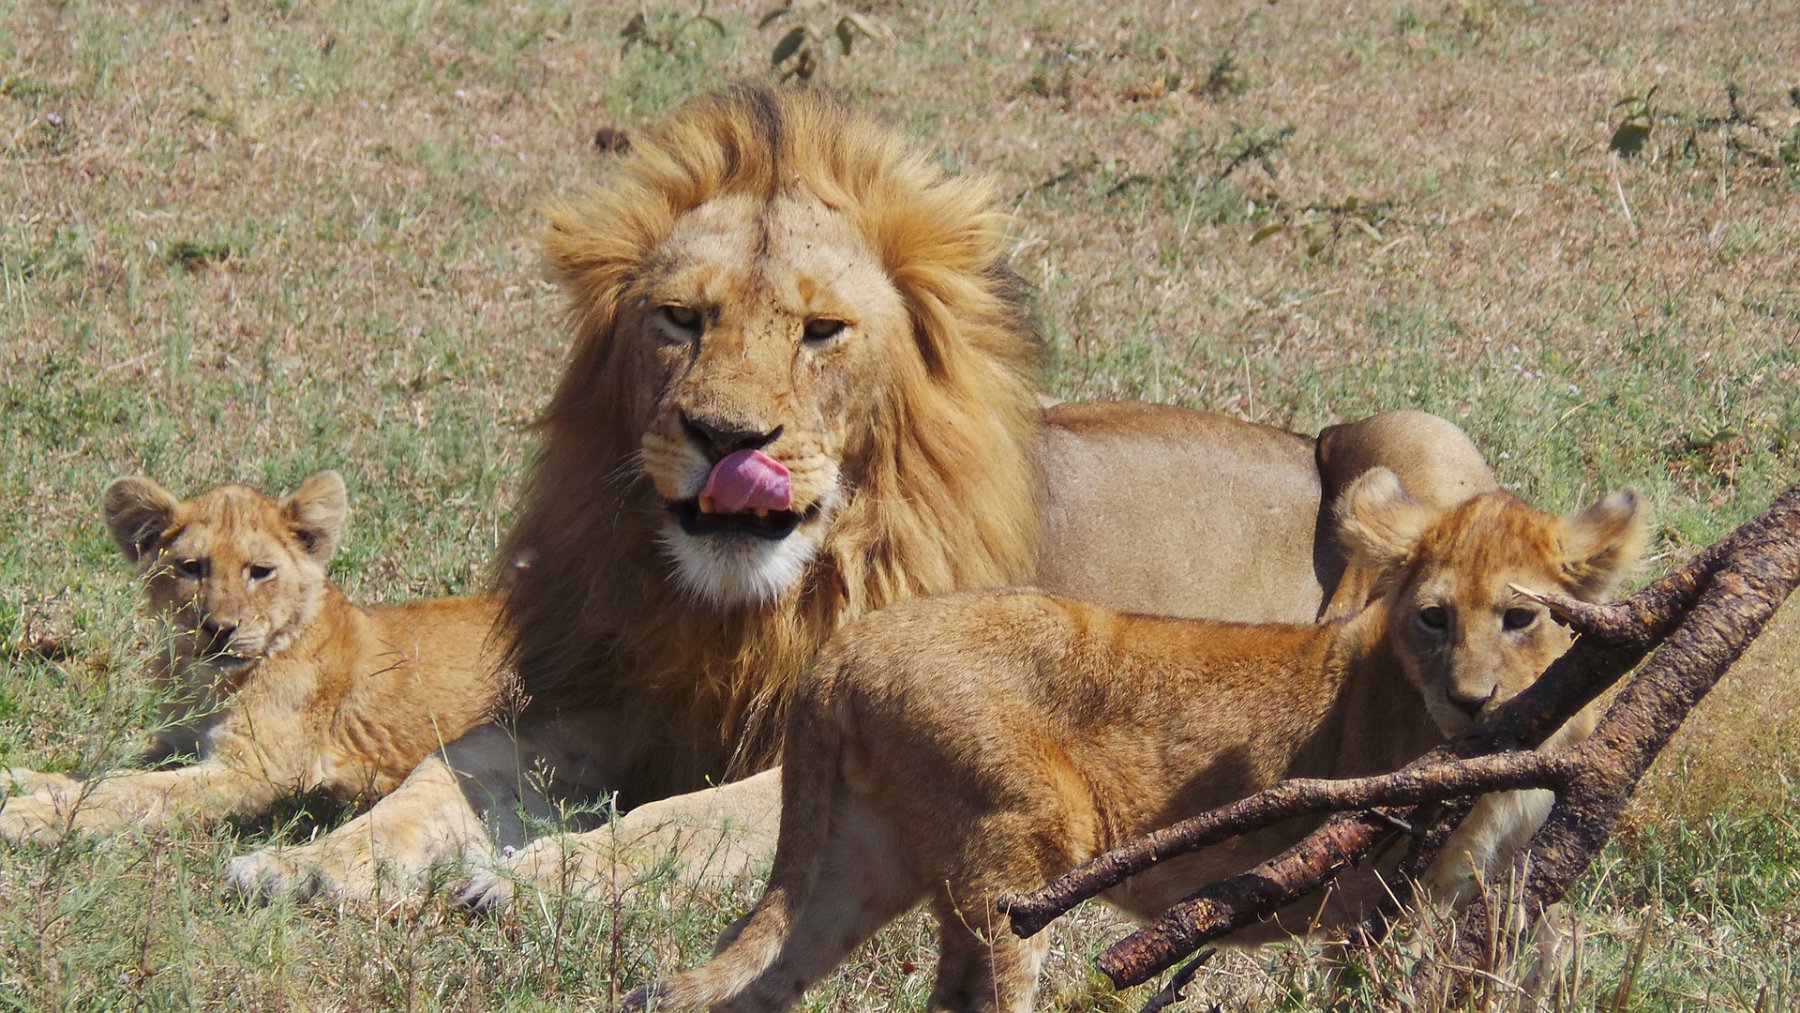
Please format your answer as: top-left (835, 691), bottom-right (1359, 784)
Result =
top-left (1001, 477), bottom-right (1800, 1002)
top-left (1002, 750), bottom-right (1576, 939)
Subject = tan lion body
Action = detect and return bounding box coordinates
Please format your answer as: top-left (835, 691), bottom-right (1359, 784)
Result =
top-left (226, 88), bottom-right (1499, 906)
top-left (631, 474), bottom-right (1645, 1012)
top-left (0, 473), bottom-right (504, 844)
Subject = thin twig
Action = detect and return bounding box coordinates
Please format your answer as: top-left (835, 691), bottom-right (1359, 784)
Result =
top-left (1137, 948), bottom-right (1215, 1013)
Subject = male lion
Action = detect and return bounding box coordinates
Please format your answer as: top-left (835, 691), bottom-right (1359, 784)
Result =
top-left (227, 87), bottom-right (1497, 905)
top-left (0, 473), bottom-right (505, 843)
top-left (627, 471), bottom-right (1645, 1012)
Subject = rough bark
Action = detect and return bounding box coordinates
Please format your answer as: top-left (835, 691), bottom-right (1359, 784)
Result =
top-left (1000, 478), bottom-right (1800, 1002)
top-left (1001, 751), bottom-right (1574, 940)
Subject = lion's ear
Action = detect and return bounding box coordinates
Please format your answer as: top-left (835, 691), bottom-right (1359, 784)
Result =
top-left (1558, 488), bottom-right (1646, 600)
top-left (283, 471), bottom-right (349, 565)
top-left (1336, 467), bottom-right (1435, 570)
top-left (103, 477), bottom-right (182, 564)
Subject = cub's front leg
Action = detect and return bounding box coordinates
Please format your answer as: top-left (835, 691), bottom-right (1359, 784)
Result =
top-left (457, 767), bottom-right (782, 911)
top-left (1, 768), bottom-right (81, 798)
top-left (0, 761), bottom-right (279, 845)
top-left (226, 714), bottom-right (585, 903)
top-left (227, 749), bottom-right (492, 902)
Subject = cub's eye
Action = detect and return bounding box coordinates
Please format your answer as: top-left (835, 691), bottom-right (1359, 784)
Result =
top-left (174, 558), bottom-right (206, 578)
top-left (248, 564), bottom-right (276, 582)
top-left (659, 305), bottom-right (703, 332)
top-left (1417, 605), bottom-right (1450, 631)
top-left (1502, 607), bottom-right (1537, 631)
top-left (802, 318), bottom-right (847, 344)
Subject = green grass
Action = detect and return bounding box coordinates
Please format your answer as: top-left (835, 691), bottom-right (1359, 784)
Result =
top-left (4, 0), bottom-right (1798, 1008)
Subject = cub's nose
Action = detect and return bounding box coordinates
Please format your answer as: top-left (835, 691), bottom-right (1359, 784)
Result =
top-left (1447, 685), bottom-right (1497, 719)
top-left (199, 618), bottom-right (238, 650)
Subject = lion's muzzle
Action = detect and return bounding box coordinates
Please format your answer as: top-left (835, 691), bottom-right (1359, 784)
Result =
top-left (669, 448), bottom-right (815, 541)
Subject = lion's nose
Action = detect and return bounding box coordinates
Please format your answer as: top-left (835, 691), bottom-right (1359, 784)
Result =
top-left (681, 412), bottom-right (783, 461)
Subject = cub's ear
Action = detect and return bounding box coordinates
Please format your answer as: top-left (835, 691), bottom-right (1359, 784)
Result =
top-left (1559, 488), bottom-right (1646, 600)
top-left (1336, 467), bottom-right (1435, 570)
top-left (282, 471), bottom-right (349, 565)
top-left (103, 477), bottom-right (182, 564)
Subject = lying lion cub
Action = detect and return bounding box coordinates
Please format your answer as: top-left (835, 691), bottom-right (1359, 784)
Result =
top-left (0, 472), bottom-right (505, 844)
top-left (629, 468), bottom-right (1644, 1012)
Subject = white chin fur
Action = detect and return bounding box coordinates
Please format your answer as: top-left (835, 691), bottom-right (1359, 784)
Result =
top-left (660, 524), bottom-right (821, 607)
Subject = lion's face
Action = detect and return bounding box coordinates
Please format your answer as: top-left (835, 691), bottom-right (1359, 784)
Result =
top-left (1341, 471), bottom-right (1643, 735)
top-left (630, 192), bottom-right (911, 606)
top-left (104, 472), bottom-right (348, 677)
top-left (514, 88), bottom-right (1043, 744)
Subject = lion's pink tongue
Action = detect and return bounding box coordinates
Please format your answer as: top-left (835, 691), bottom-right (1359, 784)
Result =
top-left (700, 450), bottom-right (792, 513)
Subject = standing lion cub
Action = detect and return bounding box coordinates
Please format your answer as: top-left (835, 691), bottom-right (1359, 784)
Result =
top-left (0, 472), bottom-right (506, 845)
top-left (629, 469), bottom-right (1645, 1012)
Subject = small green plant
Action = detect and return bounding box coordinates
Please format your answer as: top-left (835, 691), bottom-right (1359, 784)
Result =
top-left (1610, 85), bottom-right (1659, 157)
top-left (165, 240), bottom-right (232, 271)
top-left (619, 1), bottom-right (727, 59)
top-left (1250, 194), bottom-right (1395, 256)
top-left (1195, 41), bottom-right (1247, 100)
top-left (759, 1), bottom-right (883, 83)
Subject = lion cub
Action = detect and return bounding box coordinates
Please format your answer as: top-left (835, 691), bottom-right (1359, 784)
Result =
top-left (0, 472), bottom-right (505, 844)
top-left (629, 468), bottom-right (1645, 1012)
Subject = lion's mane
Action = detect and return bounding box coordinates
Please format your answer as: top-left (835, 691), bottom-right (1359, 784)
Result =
top-left (498, 88), bottom-right (1044, 796)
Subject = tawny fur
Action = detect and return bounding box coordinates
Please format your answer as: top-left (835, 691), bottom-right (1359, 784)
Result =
top-left (630, 470), bottom-right (1646, 1012)
top-left (0, 473), bottom-right (506, 843)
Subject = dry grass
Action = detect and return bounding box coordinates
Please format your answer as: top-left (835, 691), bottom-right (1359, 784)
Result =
top-left (2, 1), bottom-right (1797, 1008)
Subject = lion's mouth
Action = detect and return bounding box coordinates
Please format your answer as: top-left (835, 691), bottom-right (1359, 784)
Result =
top-left (672, 498), bottom-right (819, 541)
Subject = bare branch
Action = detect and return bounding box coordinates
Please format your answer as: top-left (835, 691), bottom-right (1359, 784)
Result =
top-left (1097, 811), bottom-right (1398, 987)
top-left (1509, 584), bottom-right (1646, 643)
top-left (1004, 750), bottom-right (1573, 940)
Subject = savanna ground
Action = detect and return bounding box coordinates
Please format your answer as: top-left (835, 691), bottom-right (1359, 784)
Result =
top-left (2, 1), bottom-right (1796, 1009)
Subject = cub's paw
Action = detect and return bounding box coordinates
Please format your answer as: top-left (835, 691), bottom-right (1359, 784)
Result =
top-left (228, 839), bottom-right (414, 905)
top-left (2, 768), bottom-right (81, 798)
top-left (456, 837), bottom-right (614, 913)
top-left (226, 848), bottom-right (318, 902)
top-left (454, 857), bottom-right (518, 914)
top-left (0, 794), bottom-right (70, 846)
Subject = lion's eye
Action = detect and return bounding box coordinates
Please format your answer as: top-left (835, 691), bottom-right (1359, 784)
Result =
top-left (1502, 607), bottom-right (1537, 631)
top-left (802, 318), bottom-right (847, 343)
top-left (1418, 605), bottom-right (1450, 631)
top-left (660, 305), bottom-right (703, 332)
top-left (248, 564), bottom-right (276, 582)
top-left (174, 558), bottom-right (206, 578)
